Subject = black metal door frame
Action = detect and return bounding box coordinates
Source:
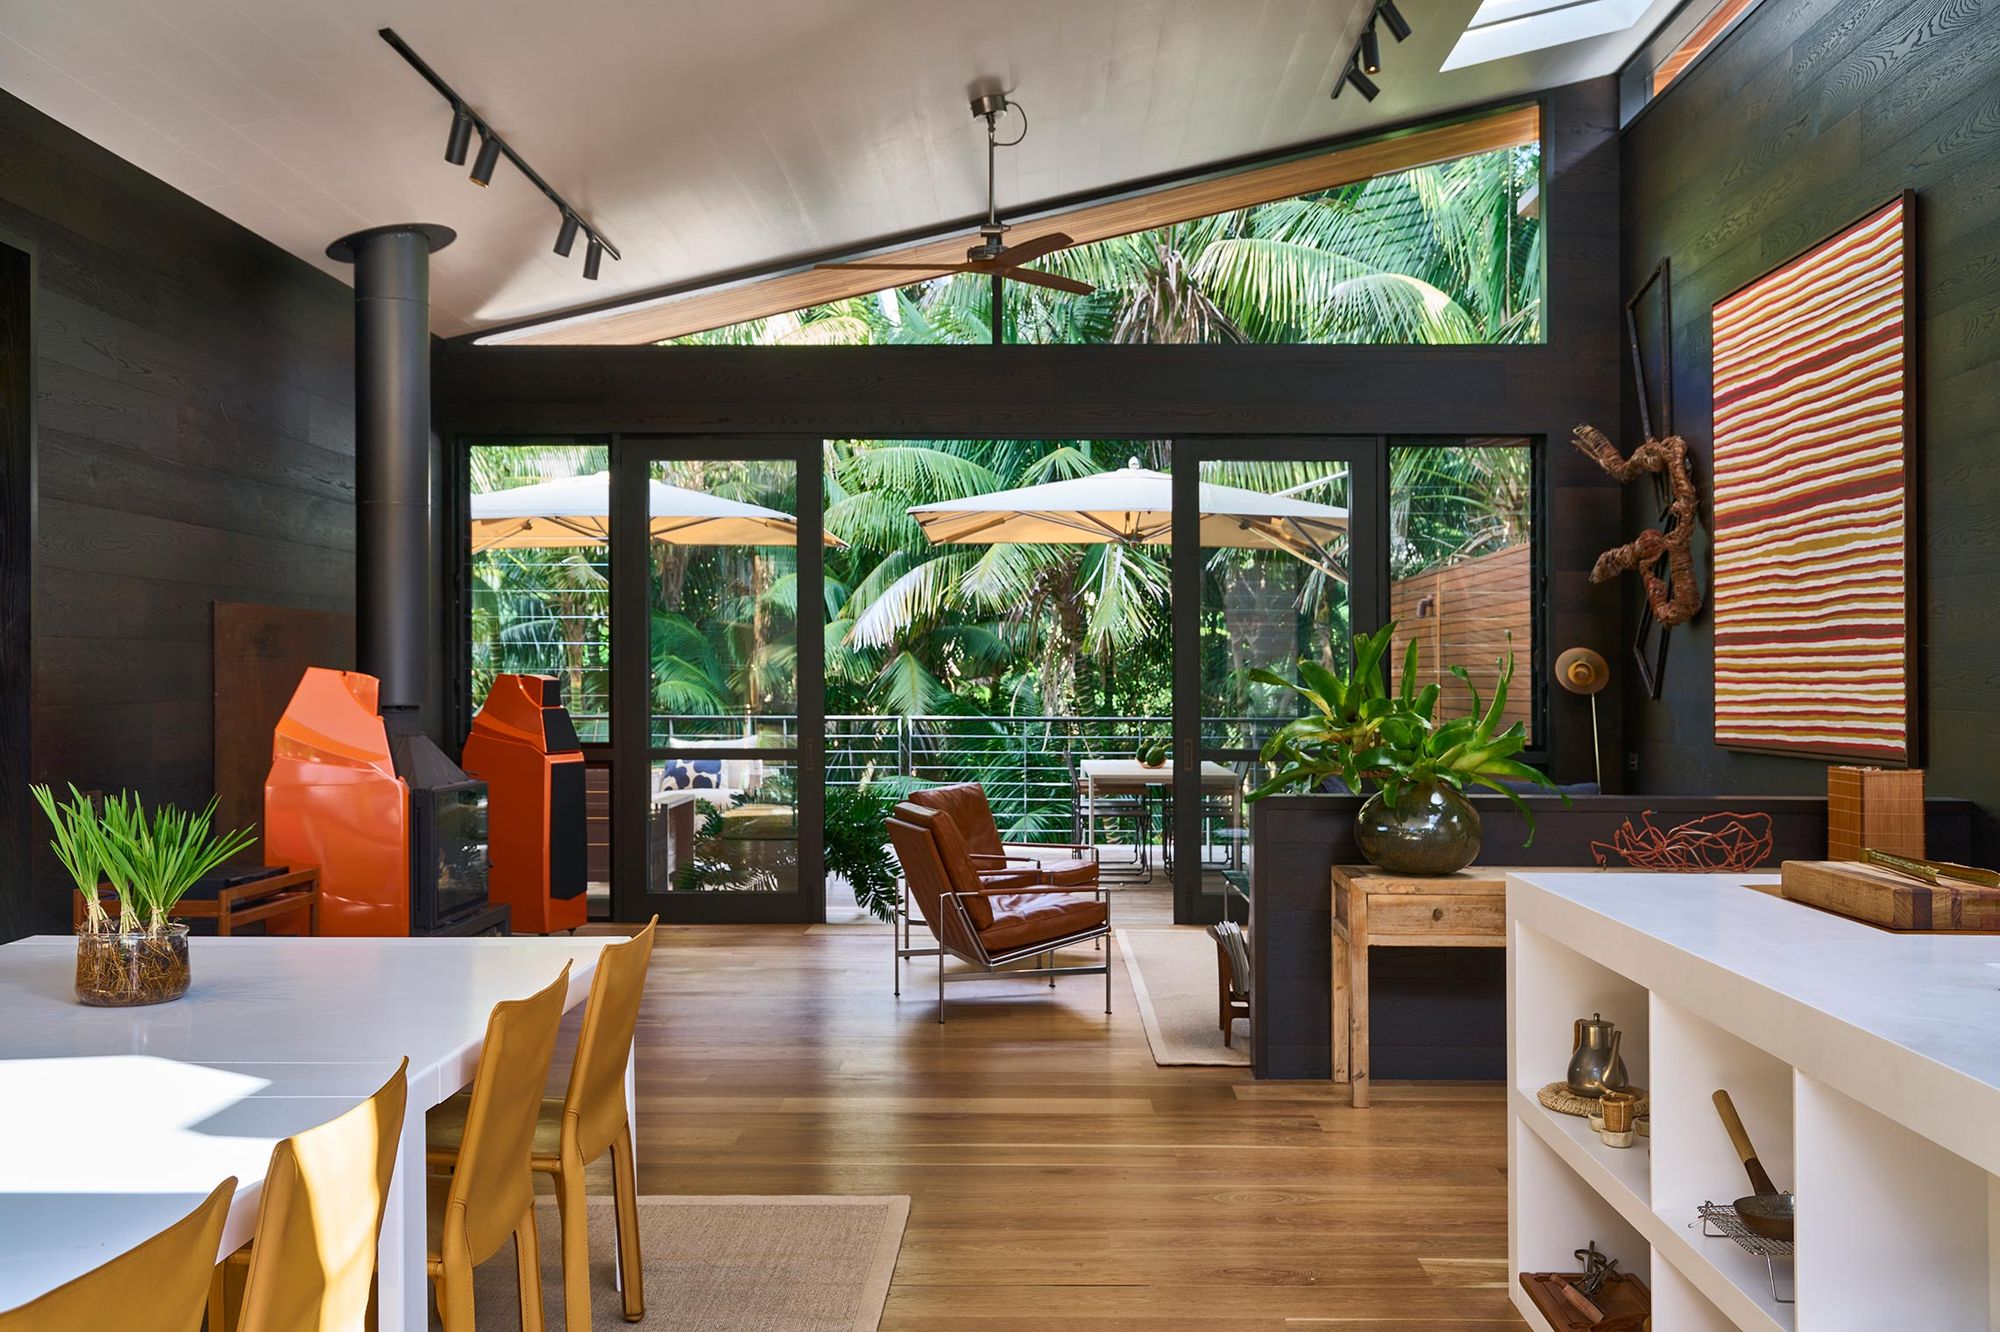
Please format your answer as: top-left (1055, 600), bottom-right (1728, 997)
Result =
top-left (609, 434), bottom-right (826, 924)
top-left (1169, 437), bottom-right (1387, 925)
top-left (0, 237), bottom-right (32, 943)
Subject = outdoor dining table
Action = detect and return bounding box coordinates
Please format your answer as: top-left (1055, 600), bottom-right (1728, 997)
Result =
top-left (0, 932), bottom-right (616, 1331)
top-left (1076, 759), bottom-right (1242, 873)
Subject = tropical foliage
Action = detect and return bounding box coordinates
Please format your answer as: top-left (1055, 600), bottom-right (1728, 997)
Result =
top-left (1246, 623), bottom-right (1559, 837)
top-left (667, 144), bottom-right (1542, 348)
top-left (464, 145), bottom-right (1546, 888)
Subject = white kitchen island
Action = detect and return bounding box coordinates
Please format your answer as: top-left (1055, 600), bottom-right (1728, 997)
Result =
top-left (0, 933), bottom-right (616, 1331)
top-left (1508, 870), bottom-right (2000, 1332)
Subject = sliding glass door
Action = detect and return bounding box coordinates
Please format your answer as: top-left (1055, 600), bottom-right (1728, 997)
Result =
top-left (1170, 439), bottom-right (1385, 923)
top-left (612, 437), bottom-right (825, 923)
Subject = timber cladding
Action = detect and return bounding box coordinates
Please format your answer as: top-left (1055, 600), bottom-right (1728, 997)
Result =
top-left (1619, 0), bottom-right (2000, 858)
top-left (1390, 542), bottom-right (1533, 735)
top-left (0, 88), bottom-right (356, 938)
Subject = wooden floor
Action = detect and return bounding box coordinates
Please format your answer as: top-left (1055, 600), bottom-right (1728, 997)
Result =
top-left (588, 890), bottom-right (1524, 1331)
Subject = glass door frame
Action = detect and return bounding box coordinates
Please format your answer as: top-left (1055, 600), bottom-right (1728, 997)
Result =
top-left (609, 434), bottom-right (826, 924)
top-left (1169, 437), bottom-right (1387, 925)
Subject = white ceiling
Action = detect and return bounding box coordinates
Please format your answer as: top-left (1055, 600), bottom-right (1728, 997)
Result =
top-left (0, 0), bottom-right (1675, 337)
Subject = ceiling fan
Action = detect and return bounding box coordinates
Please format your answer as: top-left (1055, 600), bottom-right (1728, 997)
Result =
top-left (815, 93), bottom-right (1095, 335)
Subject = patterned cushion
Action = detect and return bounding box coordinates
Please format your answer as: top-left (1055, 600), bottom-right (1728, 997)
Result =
top-left (658, 758), bottom-right (722, 790)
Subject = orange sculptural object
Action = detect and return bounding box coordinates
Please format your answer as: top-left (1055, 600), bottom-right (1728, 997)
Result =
top-left (264, 667), bottom-right (411, 936)
top-left (462, 674), bottom-right (588, 934)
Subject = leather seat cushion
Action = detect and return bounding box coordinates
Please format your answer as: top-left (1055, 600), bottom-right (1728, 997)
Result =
top-left (977, 892), bottom-right (1108, 953)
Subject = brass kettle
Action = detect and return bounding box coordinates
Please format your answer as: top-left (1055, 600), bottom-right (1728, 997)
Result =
top-left (1566, 1013), bottom-right (1628, 1100)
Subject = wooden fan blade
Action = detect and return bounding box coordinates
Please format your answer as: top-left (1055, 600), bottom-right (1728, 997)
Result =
top-left (1002, 266), bottom-right (1095, 296)
top-left (993, 231), bottom-right (1075, 267)
top-left (814, 261), bottom-right (974, 273)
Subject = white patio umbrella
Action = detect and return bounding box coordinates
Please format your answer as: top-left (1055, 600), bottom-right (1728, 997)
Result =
top-left (907, 458), bottom-right (1349, 577)
top-left (469, 471), bottom-right (839, 552)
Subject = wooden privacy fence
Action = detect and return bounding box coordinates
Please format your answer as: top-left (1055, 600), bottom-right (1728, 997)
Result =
top-left (1389, 542), bottom-right (1532, 733)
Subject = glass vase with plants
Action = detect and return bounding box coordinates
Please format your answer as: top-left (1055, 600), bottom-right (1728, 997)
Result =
top-left (33, 784), bottom-right (257, 1006)
top-left (1244, 623), bottom-right (1562, 875)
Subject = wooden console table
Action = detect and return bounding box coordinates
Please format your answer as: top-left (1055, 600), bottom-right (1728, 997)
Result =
top-left (1333, 865), bottom-right (1507, 1107)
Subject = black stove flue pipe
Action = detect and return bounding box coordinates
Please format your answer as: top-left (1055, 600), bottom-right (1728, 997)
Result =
top-left (327, 224), bottom-right (455, 733)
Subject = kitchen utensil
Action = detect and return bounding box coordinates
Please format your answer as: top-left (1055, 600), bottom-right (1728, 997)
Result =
top-left (1863, 848), bottom-right (2000, 889)
top-left (1712, 1089), bottom-right (1795, 1241)
top-left (1601, 1089), bottom-right (1638, 1134)
top-left (1567, 1014), bottom-right (1628, 1099)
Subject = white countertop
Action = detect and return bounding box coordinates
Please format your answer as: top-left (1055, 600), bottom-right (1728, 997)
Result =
top-left (1508, 870), bottom-right (2000, 1176)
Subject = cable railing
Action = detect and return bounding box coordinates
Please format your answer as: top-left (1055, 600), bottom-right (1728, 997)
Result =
top-left (630, 713), bottom-right (1290, 842)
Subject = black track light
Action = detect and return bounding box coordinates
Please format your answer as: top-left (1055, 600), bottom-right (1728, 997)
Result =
top-left (1378, 0), bottom-right (1412, 43)
top-left (1336, 58), bottom-right (1380, 101)
top-left (1360, 21), bottom-right (1382, 75)
top-left (583, 238), bottom-right (604, 280)
top-left (444, 105), bottom-right (473, 165)
top-left (469, 132), bottom-right (502, 187)
top-left (554, 214), bottom-right (581, 258)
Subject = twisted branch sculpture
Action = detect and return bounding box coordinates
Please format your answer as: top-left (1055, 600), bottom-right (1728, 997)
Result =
top-left (1590, 810), bottom-right (1775, 872)
top-left (1571, 424), bottom-right (1703, 627)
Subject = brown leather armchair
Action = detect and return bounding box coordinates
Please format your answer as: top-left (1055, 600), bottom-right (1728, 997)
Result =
top-left (886, 801), bottom-right (1112, 1022)
top-left (904, 783), bottom-right (1099, 889)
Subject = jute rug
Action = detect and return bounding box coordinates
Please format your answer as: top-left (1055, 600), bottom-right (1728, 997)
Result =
top-left (1117, 927), bottom-right (1248, 1067)
top-left (461, 1194), bottom-right (909, 1331)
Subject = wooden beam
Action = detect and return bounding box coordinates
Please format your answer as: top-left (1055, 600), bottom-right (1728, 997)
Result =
top-left (503, 105), bottom-right (1541, 346)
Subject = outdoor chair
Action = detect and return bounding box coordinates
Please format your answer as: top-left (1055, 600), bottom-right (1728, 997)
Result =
top-left (905, 782), bottom-right (1099, 888)
top-left (886, 801), bottom-right (1112, 1022)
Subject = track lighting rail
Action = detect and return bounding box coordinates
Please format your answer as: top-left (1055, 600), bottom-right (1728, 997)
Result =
top-left (379, 27), bottom-right (620, 277)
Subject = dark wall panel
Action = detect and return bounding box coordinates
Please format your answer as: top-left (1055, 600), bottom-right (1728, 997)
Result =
top-left (439, 79), bottom-right (1626, 788)
top-left (0, 88), bottom-right (355, 937)
top-left (1620, 0), bottom-right (2000, 859)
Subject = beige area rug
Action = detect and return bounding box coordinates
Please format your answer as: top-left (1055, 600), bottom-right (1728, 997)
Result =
top-left (461, 1195), bottom-right (909, 1331)
top-left (1117, 927), bottom-right (1249, 1067)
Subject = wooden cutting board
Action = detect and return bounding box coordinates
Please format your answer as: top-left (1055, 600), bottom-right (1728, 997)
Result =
top-left (1781, 859), bottom-right (2000, 932)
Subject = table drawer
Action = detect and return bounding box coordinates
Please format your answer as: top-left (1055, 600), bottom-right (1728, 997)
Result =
top-left (1368, 892), bottom-right (1505, 939)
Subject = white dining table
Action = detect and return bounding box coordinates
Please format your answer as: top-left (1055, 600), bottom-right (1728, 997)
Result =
top-left (0, 933), bottom-right (617, 1330)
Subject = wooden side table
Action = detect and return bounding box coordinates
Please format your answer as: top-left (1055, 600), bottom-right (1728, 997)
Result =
top-left (75, 866), bottom-right (321, 936)
top-left (1332, 865), bottom-right (1507, 1107)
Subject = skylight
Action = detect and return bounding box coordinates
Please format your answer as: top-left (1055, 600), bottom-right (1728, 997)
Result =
top-left (1441, 0), bottom-right (1655, 71)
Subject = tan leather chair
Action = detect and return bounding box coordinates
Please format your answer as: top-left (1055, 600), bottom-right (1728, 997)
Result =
top-left (429, 962), bottom-right (574, 1332)
top-left (887, 802), bottom-right (1112, 1021)
top-left (209, 1059), bottom-right (409, 1332)
top-left (905, 783), bottom-right (1098, 889)
top-left (0, 1177), bottom-right (235, 1332)
top-left (431, 919), bottom-right (657, 1327)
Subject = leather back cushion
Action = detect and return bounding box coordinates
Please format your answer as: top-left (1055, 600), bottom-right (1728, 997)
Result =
top-left (886, 813), bottom-right (952, 933)
top-left (891, 802), bottom-right (997, 929)
top-left (906, 783), bottom-right (1002, 858)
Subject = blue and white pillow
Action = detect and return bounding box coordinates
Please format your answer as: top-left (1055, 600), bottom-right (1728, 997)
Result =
top-left (658, 758), bottom-right (722, 790)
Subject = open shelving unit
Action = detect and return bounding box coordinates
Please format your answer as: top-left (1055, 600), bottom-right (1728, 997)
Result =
top-left (1507, 871), bottom-right (2000, 1331)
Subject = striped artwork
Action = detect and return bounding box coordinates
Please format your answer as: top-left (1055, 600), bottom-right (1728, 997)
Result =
top-left (1710, 196), bottom-right (1913, 762)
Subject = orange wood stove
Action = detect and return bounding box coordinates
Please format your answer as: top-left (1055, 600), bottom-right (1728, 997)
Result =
top-left (462, 674), bottom-right (588, 934)
top-left (262, 667), bottom-right (411, 936)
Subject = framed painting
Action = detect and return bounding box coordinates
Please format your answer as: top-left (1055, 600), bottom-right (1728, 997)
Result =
top-left (1625, 259), bottom-right (1675, 699)
top-left (1709, 193), bottom-right (1915, 763)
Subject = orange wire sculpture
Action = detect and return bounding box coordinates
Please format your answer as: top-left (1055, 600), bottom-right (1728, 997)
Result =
top-left (1590, 811), bottom-right (1775, 872)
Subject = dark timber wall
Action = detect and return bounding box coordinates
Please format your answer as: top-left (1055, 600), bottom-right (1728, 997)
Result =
top-left (0, 88), bottom-right (356, 939)
top-left (440, 78), bottom-right (1626, 793)
top-left (1620, 0), bottom-right (2000, 860)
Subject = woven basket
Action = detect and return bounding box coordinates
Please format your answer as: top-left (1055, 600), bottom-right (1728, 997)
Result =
top-left (1537, 1080), bottom-right (1649, 1121)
